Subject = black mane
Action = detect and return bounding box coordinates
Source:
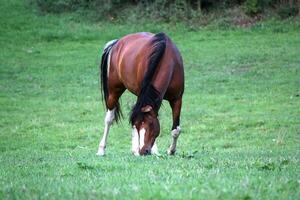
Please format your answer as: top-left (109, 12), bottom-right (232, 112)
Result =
top-left (130, 32), bottom-right (167, 125)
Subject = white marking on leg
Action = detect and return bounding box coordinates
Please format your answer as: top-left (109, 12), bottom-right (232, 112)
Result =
top-left (132, 126), bottom-right (140, 156)
top-left (167, 126), bottom-right (181, 155)
top-left (139, 128), bottom-right (145, 149)
top-left (96, 108), bottom-right (115, 156)
top-left (151, 141), bottom-right (160, 156)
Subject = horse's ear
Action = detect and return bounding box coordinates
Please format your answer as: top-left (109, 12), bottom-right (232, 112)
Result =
top-left (141, 105), bottom-right (152, 113)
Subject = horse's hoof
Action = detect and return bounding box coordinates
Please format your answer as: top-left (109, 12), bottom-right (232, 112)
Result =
top-left (151, 149), bottom-right (160, 156)
top-left (96, 149), bottom-right (105, 156)
top-left (167, 149), bottom-right (176, 155)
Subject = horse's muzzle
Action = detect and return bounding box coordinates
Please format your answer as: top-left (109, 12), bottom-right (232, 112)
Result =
top-left (140, 147), bottom-right (151, 156)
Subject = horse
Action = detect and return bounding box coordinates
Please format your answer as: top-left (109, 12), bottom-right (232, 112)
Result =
top-left (96, 32), bottom-right (184, 156)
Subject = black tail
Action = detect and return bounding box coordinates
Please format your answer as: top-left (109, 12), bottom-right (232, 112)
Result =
top-left (130, 32), bottom-right (167, 125)
top-left (100, 39), bottom-right (122, 122)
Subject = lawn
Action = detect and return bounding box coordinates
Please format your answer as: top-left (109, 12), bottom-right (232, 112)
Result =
top-left (0, 0), bottom-right (300, 199)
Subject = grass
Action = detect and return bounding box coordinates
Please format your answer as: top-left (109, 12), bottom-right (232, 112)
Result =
top-left (1, 0), bottom-right (300, 199)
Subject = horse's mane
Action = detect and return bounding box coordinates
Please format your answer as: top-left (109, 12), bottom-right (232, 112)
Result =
top-left (100, 39), bottom-right (123, 122)
top-left (130, 32), bottom-right (167, 125)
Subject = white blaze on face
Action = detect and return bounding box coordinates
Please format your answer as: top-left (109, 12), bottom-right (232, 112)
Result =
top-left (131, 126), bottom-right (147, 156)
top-left (132, 126), bottom-right (140, 156)
top-left (139, 128), bottom-right (146, 149)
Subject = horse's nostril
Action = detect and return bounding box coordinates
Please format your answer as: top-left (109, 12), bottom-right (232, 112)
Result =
top-left (144, 149), bottom-right (151, 155)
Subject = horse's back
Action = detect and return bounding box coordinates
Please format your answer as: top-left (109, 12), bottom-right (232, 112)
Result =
top-left (110, 32), bottom-right (184, 99)
top-left (110, 33), bottom-right (154, 93)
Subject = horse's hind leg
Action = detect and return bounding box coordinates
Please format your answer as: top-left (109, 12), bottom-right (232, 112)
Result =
top-left (167, 97), bottom-right (182, 155)
top-left (96, 90), bottom-right (124, 156)
top-left (96, 108), bottom-right (115, 156)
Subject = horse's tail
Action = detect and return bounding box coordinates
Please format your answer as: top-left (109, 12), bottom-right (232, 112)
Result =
top-left (100, 39), bottom-right (122, 122)
top-left (130, 32), bottom-right (167, 125)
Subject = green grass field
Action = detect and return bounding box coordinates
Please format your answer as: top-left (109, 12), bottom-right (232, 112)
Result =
top-left (1, 0), bottom-right (300, 199)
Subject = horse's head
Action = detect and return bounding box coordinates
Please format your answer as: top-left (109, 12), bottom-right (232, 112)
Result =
top-left (133, 105), bottom-right (160, 155)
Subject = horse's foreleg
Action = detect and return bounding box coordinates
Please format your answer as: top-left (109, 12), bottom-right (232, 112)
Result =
top-left (167, 126), bottom-right (181, 155)
top-left (151, 141), bottom-right (160, 155)
top-left (167, 98), bottom-right (182, 155)
top-left (96, 108), bottom-right (115, 156)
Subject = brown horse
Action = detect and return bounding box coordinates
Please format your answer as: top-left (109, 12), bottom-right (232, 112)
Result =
top-left (96, 32), bottom-right (184, 156)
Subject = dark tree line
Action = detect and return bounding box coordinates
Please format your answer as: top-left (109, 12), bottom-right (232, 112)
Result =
top-left (33, 0), bottom-right (299, 21)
